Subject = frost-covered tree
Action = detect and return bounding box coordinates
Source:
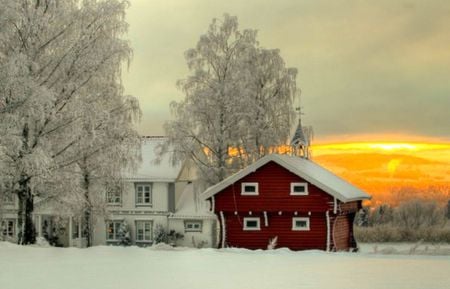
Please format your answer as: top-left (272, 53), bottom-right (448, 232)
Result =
top-left (74, 86), bottom-right (140, 247)
top-left (235, 47), bottom-right (297, 167)
top-left (0, 0), bottom-right (139, 245)
top-left (162, 14), bottom-right (298, 185)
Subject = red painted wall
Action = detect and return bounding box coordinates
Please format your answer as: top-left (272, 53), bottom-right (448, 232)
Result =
top-left (223, 212), bottom-right (327, 250)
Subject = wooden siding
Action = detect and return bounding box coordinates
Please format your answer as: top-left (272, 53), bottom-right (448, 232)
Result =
top-left (332, 215), bottom-right (350, 251)
top-left (223, 212), bottom-right (327, 250)
top-left (339, 201), bottom-right (361, 213)
top-left (214, 161), bottom-right (334, 213)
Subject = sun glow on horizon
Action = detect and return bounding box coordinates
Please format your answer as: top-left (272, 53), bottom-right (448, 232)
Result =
top-left (310, 140), bottom-right (450, 206)
top-left (312, 142), bottom-right (450, 153)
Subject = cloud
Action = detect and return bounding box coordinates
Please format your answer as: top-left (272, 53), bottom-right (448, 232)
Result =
top-left (125, 0), bottom-right (450, 140)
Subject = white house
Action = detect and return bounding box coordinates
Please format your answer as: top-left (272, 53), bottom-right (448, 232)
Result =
top-left (1, 136), bottom-right (217, 248)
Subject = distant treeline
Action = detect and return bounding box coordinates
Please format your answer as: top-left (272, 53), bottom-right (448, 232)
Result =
top-left (355, 198), bottom-right (450, 243)
top-left (369, 185), bottom-right (450, 207)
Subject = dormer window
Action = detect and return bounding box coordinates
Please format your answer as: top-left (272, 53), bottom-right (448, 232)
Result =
top-left (241, 182), bottom-right (259, 195)
top-left (290, 182), bottom-right (308, 195)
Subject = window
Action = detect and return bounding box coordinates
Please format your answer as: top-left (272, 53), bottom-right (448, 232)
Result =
top-left (72, 219), bottom-right (80, 239)
top-left (1, 219), bottom-right (15, 237)
top-left (290, 182), bottom-right (308, 195)
top-left (106, 221), bottom-right (122, 241)
top-left (243, 217), bottom-right (261, 231)
top-left (135, 183), bottom-right (152, 206)
top-left (184, 220), bottom-right (202, 232)
top-left (135, 221), bottom-right (152, 242)
top-left (2, 192), bottom-right (14, 204)
top-left (292, 217), bottom-right (310, 231)
top-left (241, 182), bottom-right (259, 195)
top-left (1, 181), bottom-right (14, 204)
top-left (106, 183), bottom-right (122, 205)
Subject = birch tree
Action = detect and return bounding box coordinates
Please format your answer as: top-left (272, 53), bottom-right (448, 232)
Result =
top-left (162, 14), bottom-right (298, 185)
top-left (0, 0), bottom-right (139, 244)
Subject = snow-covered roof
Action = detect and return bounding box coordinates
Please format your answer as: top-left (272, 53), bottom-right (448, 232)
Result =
top-left (123, 137), bottom-right (182, 182)
top-left (202, 154), bottom-right (371, 202)
top-left (171, 183), bottom-right (216, 219)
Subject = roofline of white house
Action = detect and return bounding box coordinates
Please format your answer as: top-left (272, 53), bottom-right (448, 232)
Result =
top-left (122, 177), bottom-right (178, 182)
top-left (201, 154), bottom-right (371, 203)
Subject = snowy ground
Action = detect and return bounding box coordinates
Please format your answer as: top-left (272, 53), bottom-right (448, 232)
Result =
top-left (1, 242), bottom-right (449, 289)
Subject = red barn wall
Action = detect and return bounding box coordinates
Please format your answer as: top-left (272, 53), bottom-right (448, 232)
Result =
top-left (223, 212), bottom-right (327, 250)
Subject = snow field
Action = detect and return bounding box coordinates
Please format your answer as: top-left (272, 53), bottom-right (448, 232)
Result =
top-left (0, 242), bottom-right (449, 289)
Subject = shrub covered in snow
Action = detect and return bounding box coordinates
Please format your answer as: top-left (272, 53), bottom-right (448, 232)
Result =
top-left (118, 222), bottom-right (131, 246)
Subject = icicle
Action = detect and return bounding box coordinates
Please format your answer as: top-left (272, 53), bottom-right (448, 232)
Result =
top-left (326, 211), bottom-right (331, 252)
top-left (219, 211), bottom-right (226, 248)
top-left (211, 196), bottom-right (215, 212)
top-left (333, 197), bottom-right (337, 214)
top-left (263, 211), bottom-right (268, 227)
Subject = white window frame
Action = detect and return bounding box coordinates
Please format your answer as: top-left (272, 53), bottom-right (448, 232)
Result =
top-left (290, 182), bottom-right (309, 195)
top-left (135, 221), bottom-right (153, 242)
top-left (243, 217), bottom-right (261, 231)
top-left (292, 217), bottom-right (310, 231)
top-left (135, 183), bottom-right (152, 206)
top-left (106, 185), bottom-right (122, 205)
top-left (106, 221), bottom-right (122, 241)
top-left (184, 220), bottom-right (202, 232)
top-left (1, 219), bottom-right (15, 237)
top-left (241, 182), bottom-right (259, 195)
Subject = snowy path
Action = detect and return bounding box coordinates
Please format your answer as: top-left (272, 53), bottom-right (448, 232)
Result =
top-left (0, 242), bottom-right (449, 289)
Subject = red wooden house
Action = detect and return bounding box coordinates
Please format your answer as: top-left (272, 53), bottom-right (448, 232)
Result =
top-left (202, 154), bottom-right (371, 251)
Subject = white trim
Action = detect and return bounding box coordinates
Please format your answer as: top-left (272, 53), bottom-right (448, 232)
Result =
top-left (292, 217), bottom-right (310, 231)
top-left (219, 211), bottom-right (226, 248)
top-left (243, 217), bottom-right (261, 231)
top-left (211, 196), bottom-right (215, 212)
top-left (333, 197), bottom-right (337, 214)
top-left (326, 211), bottom-right (330, 252)
top-left (241, 182), bottom-right (259, 195)
top-left (202, 154), bottom-right (370, 202)
top-left (290, 182), bottom-right (309, 195)
top-left (263, 211), bottom-right (268, 227)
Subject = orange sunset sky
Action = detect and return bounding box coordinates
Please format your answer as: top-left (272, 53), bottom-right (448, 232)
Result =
top-left (311, 137), bottom-right (450, 206)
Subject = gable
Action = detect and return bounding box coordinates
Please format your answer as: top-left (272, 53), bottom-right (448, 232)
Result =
top-left (213, 161), bottom-right (334, 212)
top-left (202, 154), bottom-right (370, 202)
top-left (122, 137), bottom-right (183, 182)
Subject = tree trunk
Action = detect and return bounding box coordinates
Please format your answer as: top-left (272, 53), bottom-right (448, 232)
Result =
top-left (82, 172), bottom-right (92, 247)
top-left (17, 176), bottom-right (36, 245)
